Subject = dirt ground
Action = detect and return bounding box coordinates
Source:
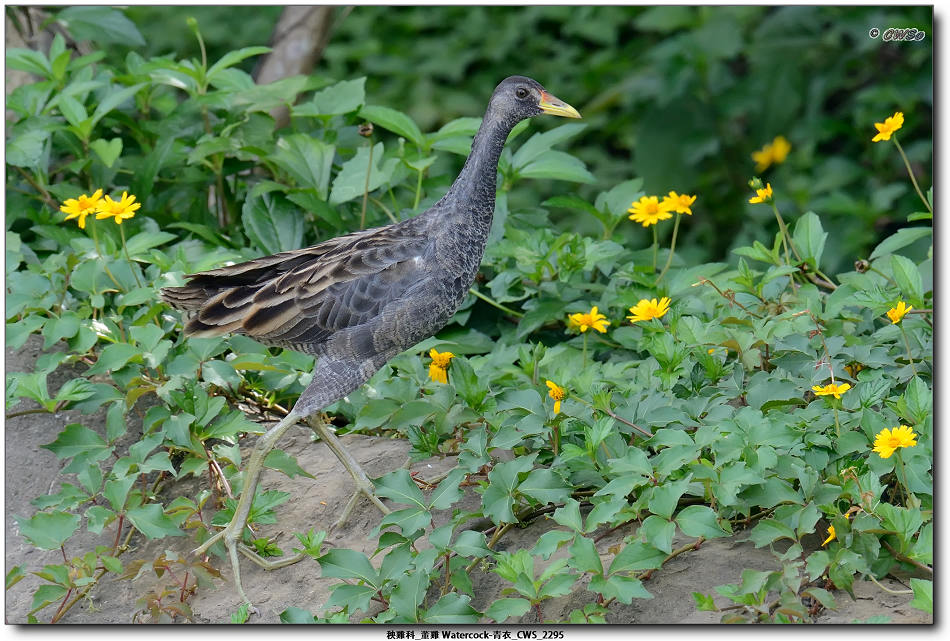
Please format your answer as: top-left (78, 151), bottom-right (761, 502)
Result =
top-left (4, 336), bottom-right (932, 624)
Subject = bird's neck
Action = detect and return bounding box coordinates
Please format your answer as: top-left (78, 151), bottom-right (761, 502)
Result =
top-left (444, 113), bottom-right (514, 229)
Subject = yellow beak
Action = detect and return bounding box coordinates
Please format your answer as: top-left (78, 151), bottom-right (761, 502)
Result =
top-left (539, 90), bottom-right (582, 119)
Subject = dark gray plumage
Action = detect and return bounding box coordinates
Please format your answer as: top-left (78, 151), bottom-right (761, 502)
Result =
top-left (162, 76), bottom-right (580, 608)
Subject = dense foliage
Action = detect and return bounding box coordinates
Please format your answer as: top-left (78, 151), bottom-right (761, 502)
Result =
top-left (6, 6), bottom-right (932, 624)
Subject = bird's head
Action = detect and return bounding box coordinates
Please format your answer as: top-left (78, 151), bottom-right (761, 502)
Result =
top-left (488, 76), bottom-right (581, 125)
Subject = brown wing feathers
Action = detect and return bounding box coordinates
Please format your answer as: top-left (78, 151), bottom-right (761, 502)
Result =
top-left (160, 225), bottom-right (430, 352)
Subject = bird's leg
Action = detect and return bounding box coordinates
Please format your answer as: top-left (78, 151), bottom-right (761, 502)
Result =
top-left (308, 415), bottom-right (391, 531)
top-left (193, 410), bottom-right (303, 609)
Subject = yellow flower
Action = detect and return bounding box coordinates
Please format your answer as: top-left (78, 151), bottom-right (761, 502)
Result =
top-left (428, 348), bottom-right (455, 384)
top-left (95, 191), bottom-right (141, 224)
top-left (567, 306), bottom-right (610, 333)
top-left (661, 191), bottom-right (697, 215)
top-left (821, 525), bottom-right (836, 547)
top-left (872, 425), bottom-right (917, 459)
top-left (628, 195), bottom-right (674, 227)
top-left (60, 189), bottom-right (103, 229)
top-left (886, 300), bottom-right (913, 324)
top-left (770, 136), bottom-right (791, 164)
top-left (844, 362), bottom-right (864, 378)
top-left (751, 136), bottom-right (791, 172)
top-left (822, 512), bottom-right (849, 547)
top-left (872, 111), bottom-right (904, 142)
top-left (748, 183), bottom-right (773, 204)
top-left (546, 380), bottom-right (566, 414)
top-left (812, 382), bottom-right (851, 399)
top-left (627, 297), bottom-right (671, 323)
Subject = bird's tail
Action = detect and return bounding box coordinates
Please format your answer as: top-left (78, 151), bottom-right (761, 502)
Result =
top-left (160, 285), bottom-right (249, 337)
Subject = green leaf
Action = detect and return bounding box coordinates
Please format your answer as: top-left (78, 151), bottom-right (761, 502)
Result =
top-left (207, 46), bottom-right (271, 83)
top-left (608, 542), bottom-right (667, 574)
top-left (909, 578), bottom-right (932, 614)
top-left (374, 468), bottom-right (426, 508)
top-left (57, 7), bottom-right (146, 47)
top-left (646, 477), bottom-right (690, 520)
top-left (519, 150), bottom-right (595, 183)
top-left (43, 312), bottom-right (81, 349)
top-left (518, 468), bottom-right (570, 505)
top-left (324, 583), bottom-right (376, 614)
top-left (103, 476), bottom-right (136, 511)
top-left (675, 505), bottom-right (730, 538)
top-left (450, 530), bottom-right (492, 558)
top-left (89, 137), bottom-right (123, 167)
top-left (14, 511), bottom-right (81, 549)
top-left (358, 105), bottom-right (424, 147)
top-left (271, 134), bottom-right (335, 198)
top-left (422, 593), bottom-right (480, 624)
top-left (317, 548), bottom-right (379, 588)
top-left (484, 597), bottom-right (531, 623)
top-left (792, 211), bottom-right (827, 269)
top-left (428, 468), bottom-right (465, 510)
top-left (553, 498), bottom-right (584, 532)
top-left (85, 506), bottom-right (116, 534)
top-left (90, 82), bottom-right (147, 128)
top-left (512, 122), bottom-right (587, 168)
top-left (124, 230), bottom-right (177, 256)
top-left (125, 504), bottom-right (185, 539)
top-left (241, 190), bottom-right (304, 254)
top-left (6, 128), bottom-right (49, 169)
top-left (84, 343), bottom-right (140, 376)
top-left (263, 449), bottom-right (315, 479)
top-left (748, 518), bottom-right (797, 547)
top-left (589, 574), bottom-right (653, 604)
top-left (389, 570), bottom-right (429, 619)
top-left (692, 591), bottom-right (718, 611)
top-left (6, 47), bottom-right (52, 77)
top-left (279, 606), bottom-right (317, 623)
top-left (31, 584), bottom-right (68, 612)
top-left (56, 95), bottom-right (88, 129)
top-left (890, 254), bottom-right (923, 301)
top-left (869, 227), bottom-right (932, 261)
top-left (567, 535), bottom-right (603, 574)
top-left (42, 423), bottom-right (110, 460)
top-left (293, 77), bottom-right (365, 116)
top-left (329, 141), bottom-right (398, 205)
top-left (639, 515), bottom-right (675, 554)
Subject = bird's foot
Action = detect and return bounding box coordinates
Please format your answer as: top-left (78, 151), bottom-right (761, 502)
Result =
top-left (193, 520), bottom-right (256, 612)
top-left (329, 479), bottom-right (392, 533)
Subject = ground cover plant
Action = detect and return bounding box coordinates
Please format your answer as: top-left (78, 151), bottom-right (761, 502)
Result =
top-left (6, 6), bottom-right (932, 624)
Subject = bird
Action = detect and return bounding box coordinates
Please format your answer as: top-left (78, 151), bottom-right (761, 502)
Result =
top-left (160, 75), bottom-right (581, 607)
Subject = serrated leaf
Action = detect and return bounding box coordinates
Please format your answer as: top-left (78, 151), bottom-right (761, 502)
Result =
top-left (317, 548), bottom-right (379, 587)
top-left (263, 449), bottom-right (314, 479)
top-left (41, 423), bottom-right (110, 460)
top-left (125, 504), bottom-right (185, 539)
top-left (14, 511), bottom-right (81, 549)
top-left (422, 593), bottom-right (480, 624)
top-left (374, 468), bottom-right (426, 508)
top-left (890, 254), bottom-right (924, 301)
top-left (484, 597), bottom-right (530, 623)
top-left (607, 541), bottom-right (667, 574)
top-left (518, 468), bottom-right (570, 505)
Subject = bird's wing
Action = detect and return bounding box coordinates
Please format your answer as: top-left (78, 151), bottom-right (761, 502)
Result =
top-left (174, 224), bottom-right (432, 351)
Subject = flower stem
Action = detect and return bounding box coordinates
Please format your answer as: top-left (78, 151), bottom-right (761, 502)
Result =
top-left (892, 136), bottom-right (932, 215)
top-left (118, 223), bottom-right (143, 288)
top-left (651, 226), bottom-right (658, 272)
top-left (360, 139), bottom-right (374, 230)
top-left (582, 332), bottom-right (588, 368)
top-left (898, 324), bottom-right (918, 375)
top-left (656, 213), bottom-right (682, 284)
top-left (468, 287), bottom-right (524, 318)
top-left (91, 222), bottom-right (123, 291)
top-left (894, 448), bottom-right (910, 507)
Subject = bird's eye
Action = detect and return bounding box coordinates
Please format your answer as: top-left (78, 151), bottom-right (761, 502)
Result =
top-left (515, 87), bottom-right (529, 99)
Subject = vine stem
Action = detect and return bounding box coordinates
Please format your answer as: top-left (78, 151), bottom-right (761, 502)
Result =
top-left (892, 136), bottom-right (932, 215)
top-left (655, 212), bottom-right (682, 284)
top-left (360, 139), bottom-right (374, 230)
